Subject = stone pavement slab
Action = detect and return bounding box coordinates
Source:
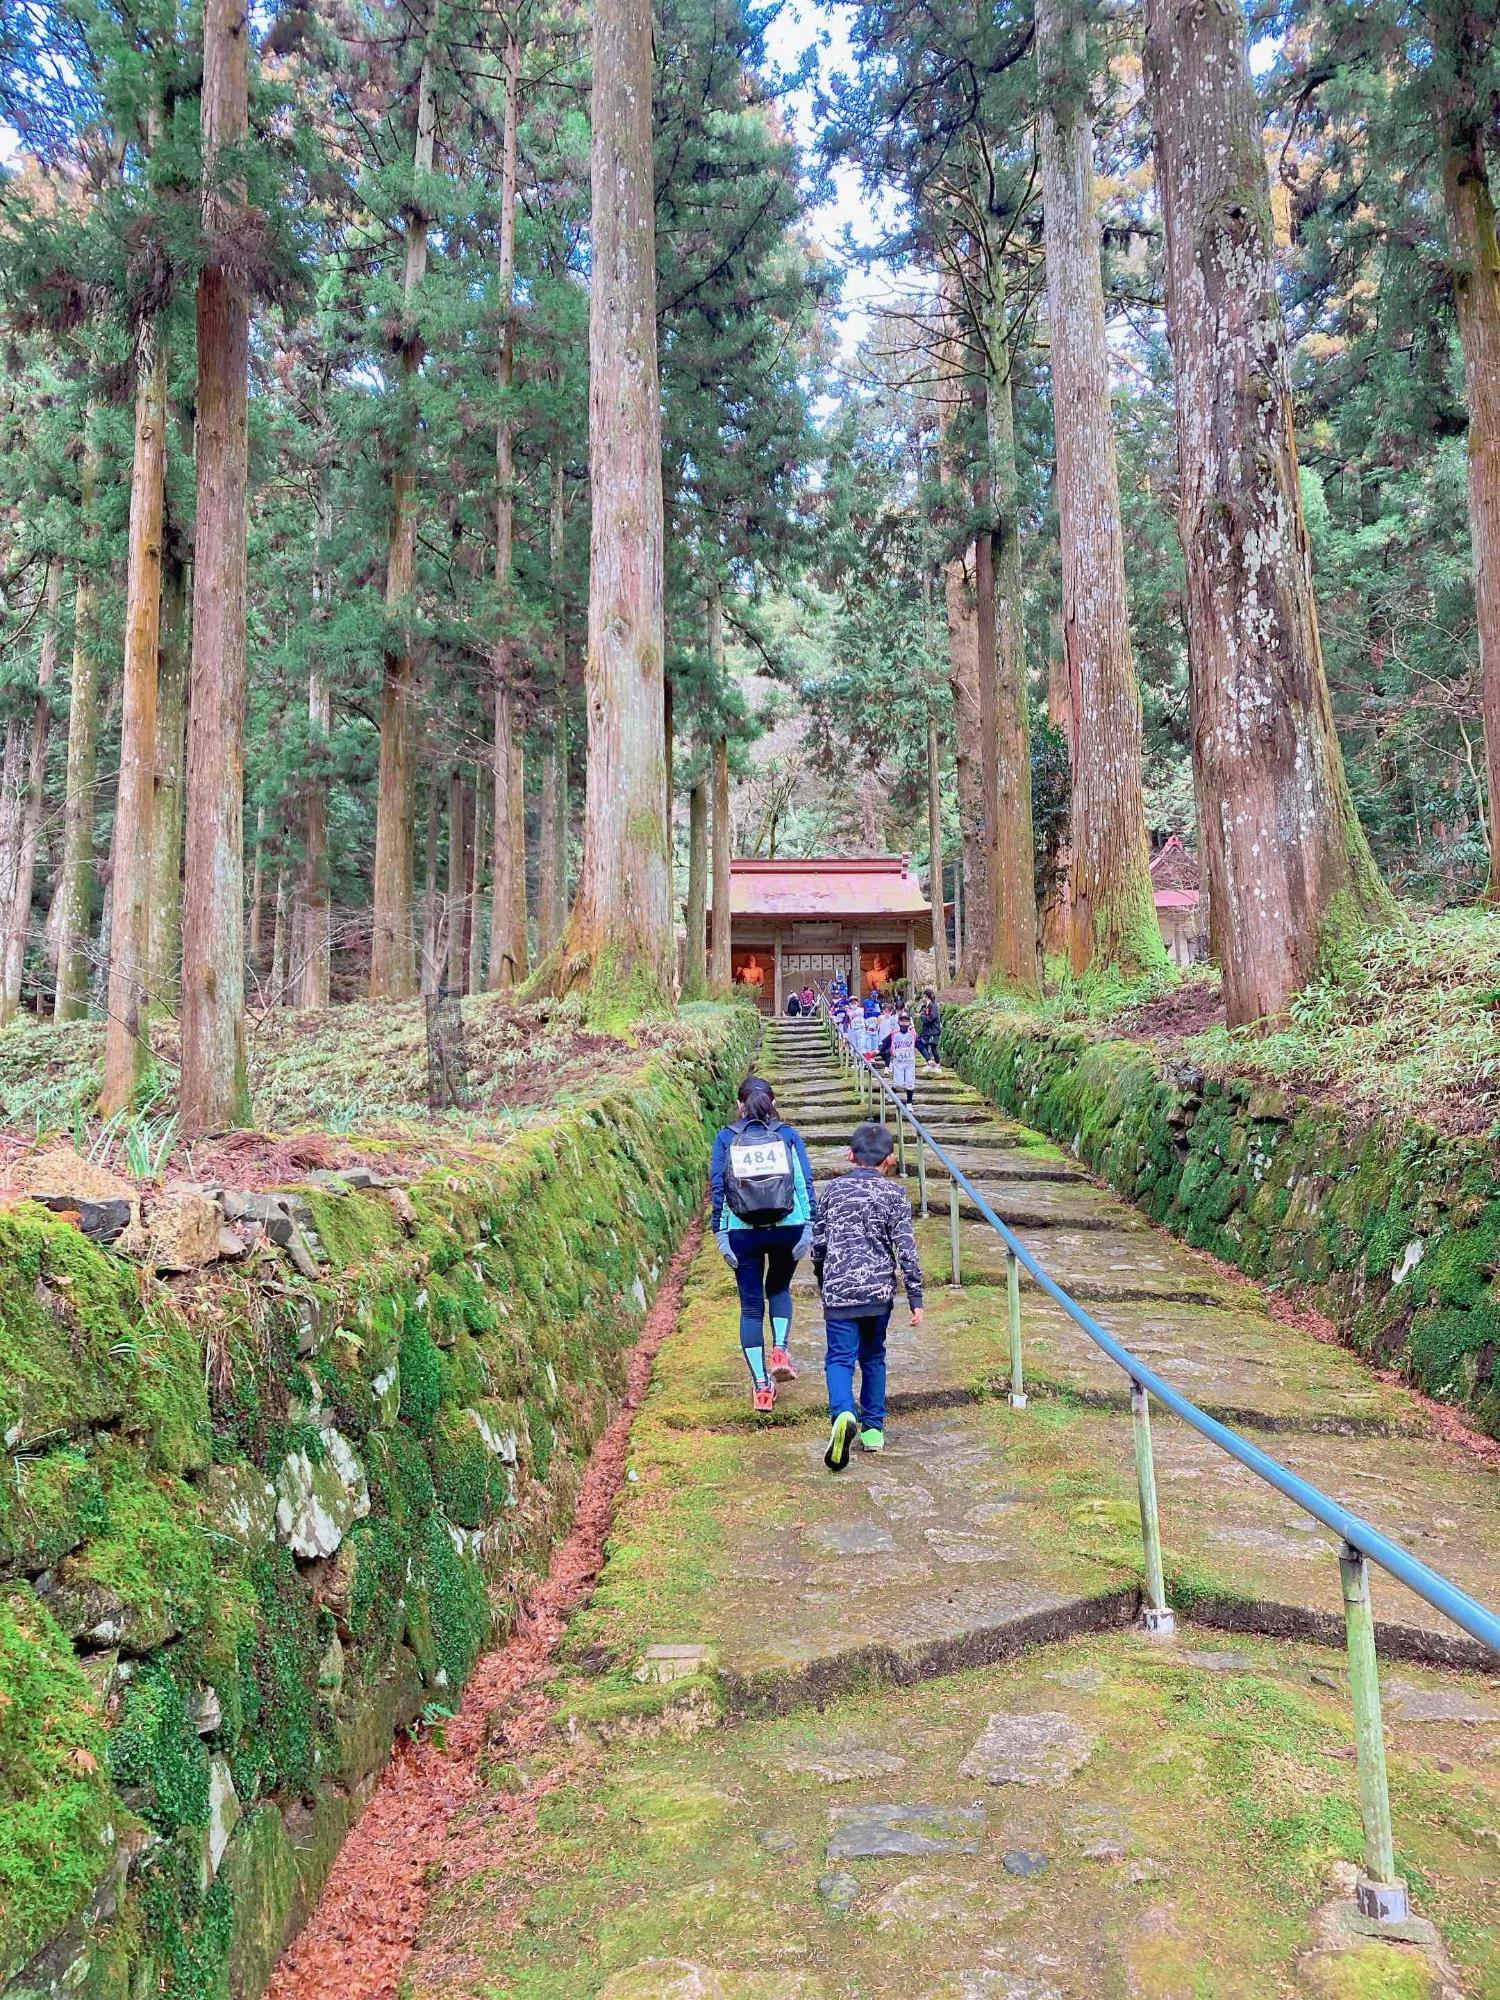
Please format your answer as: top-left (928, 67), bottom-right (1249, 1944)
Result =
top-left (405, 1630), bottom-right (1498, 2000)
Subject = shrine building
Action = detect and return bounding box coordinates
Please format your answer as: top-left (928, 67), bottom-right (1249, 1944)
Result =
top-left (709, 855), bottom-right (935, 1015)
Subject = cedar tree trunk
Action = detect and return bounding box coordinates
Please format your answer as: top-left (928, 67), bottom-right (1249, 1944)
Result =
top-left (55, 545), bottom-right (100, 1021)
top-left (1037, 0), bottom-right (1164, 978)
top-left (927, 708), bottom-right (950, 989)
top-left (148, 550), bottom-right (187, 1010)
top-left (1, 561), bottom-right (61, 1022)
top-left (103, 312), bottom-right (169, 1111)
top-left (1142, 0), bottom-right (1392, 1025)
top-left (370, 32), bottom-right (436, 1000)
top-left (180, 0), bottom-right (251, 1129)
top-left (556, 0), bottom-right (671, 1005)
top-left (1440, 85), bottom-right (1500, 893)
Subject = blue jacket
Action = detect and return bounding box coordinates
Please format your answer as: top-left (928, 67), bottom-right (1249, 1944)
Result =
top-left (710, 1120), bottom-right (816, 1233)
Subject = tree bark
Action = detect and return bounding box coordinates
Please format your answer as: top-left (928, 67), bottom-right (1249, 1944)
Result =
top-left (370, 28), bottom-right (436, 1001)
top-left (179, 0), bottom-right (252, 1130)
top-left (488, 686), bottom-right (523, 987)
top-left (1, 562), bottom-right (61, 1024)
top-left (537, 726), bottom-right (561, 956)
top-left (982, 318), bottom-right (1039, 995)
top-left (1439, 75), bottom-right (1500, 895)
top-left (937, 290), bottom-right (990, 984)
top-left (556, 0), bottom-right (671, 1005)
top-left (469, 770), bottom-right (487, 995)
top-left (537, 445), bottom-right (568, 953)
top-left (446, 766), bottom-right (466, 993)
top-left (927, 708), bottom-right (950, 988)
top-left (247, 803), bottom-right (266, 970)
top-left (683, 768), bottom-right (708, 1000)
top-left (102, 313), bottom-right (170, 1110)
top-left (148, 551), bottom-right (188, 1012)
top-left (269, 864), bottom-right (288, 1001)
top-left (294, 503), bottom-right (332, 1009)
top-left (1041, 611), bottom-right (1073, 958)
top-left (1142, 0), bottom-right (1393, 1026)
top-left (420, 774), bottom-right (440, 994)
top-left (55, 518), bottom-right (100, 1022)
top-left (710, 731), bottom-right (732, 993)
top-left (1037, 0), bottom-right (1164, 980)
top-left (487, 28), bottom-right (524, 991)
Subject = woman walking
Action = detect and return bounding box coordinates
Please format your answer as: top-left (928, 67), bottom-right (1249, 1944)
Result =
top-left (710, 1076), bottom-right (817, 1413)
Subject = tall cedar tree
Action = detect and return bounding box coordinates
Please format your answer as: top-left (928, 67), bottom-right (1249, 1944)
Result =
top-left (1142, 0), bottom-right (1393, 1026)
top-left (1035, 0), bottom-right (1164, 980)
top-left (554, 0), bottom-right (672, 1004)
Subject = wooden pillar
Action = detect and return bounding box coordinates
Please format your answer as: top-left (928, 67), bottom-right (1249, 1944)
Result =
top-left (773, 931), bottom-right (783, 1016)
top-left (850, 928), bottom-right (861, 997)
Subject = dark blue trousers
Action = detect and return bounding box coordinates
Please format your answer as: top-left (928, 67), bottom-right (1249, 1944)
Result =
top-left (824, 1307), bottom-right (892, 1429)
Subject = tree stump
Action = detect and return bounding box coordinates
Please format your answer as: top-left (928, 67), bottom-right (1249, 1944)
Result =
top-left (424, 987), bottom-right (469, 1111)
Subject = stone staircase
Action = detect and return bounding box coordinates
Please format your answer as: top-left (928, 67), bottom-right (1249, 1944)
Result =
top-left (398, 1011), bottom-right (1500, 2000)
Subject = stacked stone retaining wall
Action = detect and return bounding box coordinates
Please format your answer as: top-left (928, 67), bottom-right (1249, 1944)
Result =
top-left (944, 1008), bottom-right (1500, 1439)
top-left (0, 1006), bottom-right (755, 2000)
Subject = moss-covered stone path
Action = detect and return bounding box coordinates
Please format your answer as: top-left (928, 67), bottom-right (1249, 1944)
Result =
top-left (399, 1018), bottom-right (1500, 1999)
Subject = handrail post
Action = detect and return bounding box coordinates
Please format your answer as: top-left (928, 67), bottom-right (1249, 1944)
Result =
top-left (1130, 1381), bottom-right (1174, 1635)
top-left (1339, 1542), bottom-right (1409, 1923)
top-left (948, 1174), bottom-right (961, 1286)
top-left (1007, 1249), bottom-right (1026, 1409)
top-left (917, 1129), bottom-right (928, 1217)
top-left (897, 1112), bottom-right (907, 1177)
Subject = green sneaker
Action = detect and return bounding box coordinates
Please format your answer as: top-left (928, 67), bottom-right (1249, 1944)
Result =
top-left (824, 1411), bottom-right (858, 1472)
top-left (859, 1427), bottom-right (884, 1453)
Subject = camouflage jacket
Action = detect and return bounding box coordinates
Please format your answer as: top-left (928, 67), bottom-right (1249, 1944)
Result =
top-left (810, 1168), bottom-right (924, 1313)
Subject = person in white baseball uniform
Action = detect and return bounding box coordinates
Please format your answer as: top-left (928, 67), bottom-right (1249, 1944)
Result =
top-left (887, 1007), bottom-right (919, 1104)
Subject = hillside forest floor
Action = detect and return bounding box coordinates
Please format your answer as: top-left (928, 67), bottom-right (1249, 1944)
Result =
top-left (1027, 907), bottom-right (1500, 1138)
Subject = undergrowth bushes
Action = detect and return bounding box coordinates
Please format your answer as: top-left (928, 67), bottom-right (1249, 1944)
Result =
top-left (945, 1008), bottom-right (1500, 1437)
top-left (0, 1005), bottom-right (755, 2000)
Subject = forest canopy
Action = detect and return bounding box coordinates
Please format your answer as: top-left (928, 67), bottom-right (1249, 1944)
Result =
top-left (0, 0), bottom-right (1496, 1125)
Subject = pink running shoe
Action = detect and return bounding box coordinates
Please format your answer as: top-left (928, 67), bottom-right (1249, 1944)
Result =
top-left (753, 1382), bottom-right (777, 1414)
top-left (769, 1346), bottom-right (798, 1382)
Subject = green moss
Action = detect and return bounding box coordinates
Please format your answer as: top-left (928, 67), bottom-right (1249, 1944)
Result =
top-left (411, 1511), bottom-right (491, 1689)
top-left (944, 1003), bottom-right (1500, 1437)
top-left (0, 1586), bottom-right (119, 1981)
top-left (107, 1660), bottom-right (210, 1836)
top-left (0, 1004), bottom-right (760, 1989)
top-left (239, 1550), bottom-right (322, 1800)
top-left (0, 1446), bottom-right (107, 1577)
top-left (58, 1453), bottom-right (218, 1651)
top-left (430, 1407), bottom-right (511, 1529)
top-left (398, 1315), bottom-right (442, 1434)
top-left (136, 1842), bottom-right (234, 2000)
top-left (297, 1187), bottom-right (402, 1270)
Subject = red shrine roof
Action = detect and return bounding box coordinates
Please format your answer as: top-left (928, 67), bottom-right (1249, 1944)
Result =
top-left (730, 855), bottom-right (933, 923)
top-left (1150, 836), bottom-right (1202, 910)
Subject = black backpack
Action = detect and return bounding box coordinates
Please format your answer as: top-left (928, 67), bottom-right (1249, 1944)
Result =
top-left (723, 1118), bottom-right (796, 1226)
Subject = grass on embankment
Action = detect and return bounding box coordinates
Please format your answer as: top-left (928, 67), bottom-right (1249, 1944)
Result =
top-left (1032, 907), bottom-right (1500, 1137)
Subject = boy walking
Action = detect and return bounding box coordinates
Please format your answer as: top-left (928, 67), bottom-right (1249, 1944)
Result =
top-left (811, 1122), bottom-right (925, 1470)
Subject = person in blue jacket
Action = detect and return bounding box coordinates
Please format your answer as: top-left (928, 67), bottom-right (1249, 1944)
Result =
top-left (710, 1075), bottom-right (817, 1413)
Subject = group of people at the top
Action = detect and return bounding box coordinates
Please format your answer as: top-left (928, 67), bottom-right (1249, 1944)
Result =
top-left (827, 979), bottom-right (942, 1106)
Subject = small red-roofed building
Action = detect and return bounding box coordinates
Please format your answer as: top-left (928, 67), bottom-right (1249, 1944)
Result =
top-left (1150, 836), bottom-right (1209, 967)
top-left (707, 856), bottom-right (935, 1012)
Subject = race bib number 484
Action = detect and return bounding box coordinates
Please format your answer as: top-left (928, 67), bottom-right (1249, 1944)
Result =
top-left (730, 1139), bottom-right (790, 1178)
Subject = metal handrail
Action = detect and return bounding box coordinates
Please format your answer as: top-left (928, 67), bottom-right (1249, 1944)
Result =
top-left (816, 1006), bottom-right (1500, 1924)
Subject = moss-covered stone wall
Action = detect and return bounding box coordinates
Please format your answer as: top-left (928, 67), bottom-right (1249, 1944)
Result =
top-left (0, 1007), bottom-right (756, 2000)
top-left (943, 1008), bottom-right (1500, 1439)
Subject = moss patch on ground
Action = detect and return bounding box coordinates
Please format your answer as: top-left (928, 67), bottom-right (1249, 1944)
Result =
top-left (407, 1629), bottom-right (1500, 2000)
